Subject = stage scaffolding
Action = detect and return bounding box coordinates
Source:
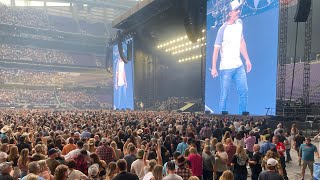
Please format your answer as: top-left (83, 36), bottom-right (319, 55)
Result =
top-left (276, 0), bottom-right (288, 115)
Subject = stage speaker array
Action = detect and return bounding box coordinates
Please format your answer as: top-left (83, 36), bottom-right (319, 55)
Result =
top-left (117, 30), bottom-right (129, 64)
top-left (294, 0), bottom-right (312, 22)
top-left (184, 0), bottom-right (205, 43)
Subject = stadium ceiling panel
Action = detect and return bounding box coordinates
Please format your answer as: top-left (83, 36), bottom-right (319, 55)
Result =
top-left (29, 0), bottom-right (138, 10)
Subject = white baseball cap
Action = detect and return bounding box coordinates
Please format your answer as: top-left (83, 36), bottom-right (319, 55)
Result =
top-left (267, 158), bottom-right (278, 166)
top-left (230, 0), bottom-right (242, 11)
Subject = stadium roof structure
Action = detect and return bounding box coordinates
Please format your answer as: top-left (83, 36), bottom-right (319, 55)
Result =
top-left (7, 0), bottom-right (140, 23)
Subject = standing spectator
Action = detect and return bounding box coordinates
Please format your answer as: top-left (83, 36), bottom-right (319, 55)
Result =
top-left (124, 145), bottom-right (137, 172)
top-left (17, 136), bottom-right (32, 153)
top-left (202, 145), bottom-right (215, 180)
top-left (38, 160), bottom-right (54, 180)
top-left (249, 144), bottom-right (262, 180)
top-left (21, 161), bottom-right (45, 180)
top-left (113, 159), bottom-right (139, 180)
top-left (61, 138), bottom-right (77, 155)
top-left (131, 149), bottom-right (146, 180)
top-left (214, 143), bottom-right (228, 180)
top-left (54, 165), bottom-right (69, 180)
top-left (65, 160), bottom-right (88, 180)
top-left (175, 155), bottom-right (192, 180)
top-left (274, 124), bottom-right (284, 136)
top-left (95, 138), bottom-right (116, 165)
top-left (176, 137), bottom-right (188, 155)
top-left (200, 124), bottom-right (211, 140)
top-left (224, 138), bottom-right (236, 168)
top-left (18, 148), bottom-right (30, 178)
top-left (272, 136), bottom-right (287, 180)
top-left (46, 148), bottom-right (61, 176)
top-left (294, 131), bottom-right (305, 166)
top-left (64, 140), bottom-right (85, 161)
top-left (299, 137), bottom-right (320, 180)
top-left (151, 165), bottom-right (163, 180)
top-left (0, 162), bottom-right (14, 180)
top-left (187, 147), bottom-right (202, 179)
top-left (7, 145), bottom-right (21, 179)
top-left (230, 145), bottom-right (248, 180)
top-left (212, 125), bottom-right (222, 142)
top-left (284, 132), bottom-right (292, 163)
top-left (260, 136), bottom-right (275, 156)
top-left (233, 132), bottom-right (245, 148)
top-left (74, 149), bottom-right (89, 175)
top-left (163, 161), bottom-right (182, 180)
top-left (244, 131), bottom-right (256, 158)
top-left (258, 158), bottom-right (284, 180)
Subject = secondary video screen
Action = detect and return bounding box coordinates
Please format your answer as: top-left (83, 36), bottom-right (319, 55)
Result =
top-left (113, 39), bottom-right (134, 110)
top-left (205, 0), bottom-right (279, 115)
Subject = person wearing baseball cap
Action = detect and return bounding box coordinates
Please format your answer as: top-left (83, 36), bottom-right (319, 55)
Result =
top-left (0, 161), bottom-right (14, 180)
top-left (258, 158), bottom-right (284, 180)
top-left (211, 0), bottom-right (252, 115)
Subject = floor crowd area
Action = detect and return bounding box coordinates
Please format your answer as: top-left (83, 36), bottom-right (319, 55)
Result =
top-left (0, 110), bottom-right (318, 180)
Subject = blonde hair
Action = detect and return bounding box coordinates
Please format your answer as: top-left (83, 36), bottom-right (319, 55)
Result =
top-left (189, 147), bottom-right (197, 154)
top-left (148, 159), bottom-right (157, 172)
top-left (152, 165), bottom-right (163, 180)
top-left (23, 173), bottom-right (39, 180)
top-left (236, 145), bottom-right (248, 160)
top-left (110, 141), bottom-right (117, 149)
top-left (222, 131), bottom-right (231, 144)
top-left (219, 170), bottom-right (234, 180)
top-left (188, 176), bottom-right (200, 180)
top-left (38, 160), bottom-right (48, 173)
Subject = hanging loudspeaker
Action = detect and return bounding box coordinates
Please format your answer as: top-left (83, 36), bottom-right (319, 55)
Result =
top-left (294, 0), bottom-right (311, 22)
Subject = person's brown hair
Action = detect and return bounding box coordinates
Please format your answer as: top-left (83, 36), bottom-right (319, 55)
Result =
top-left (54, 165), bottom-right (68, 180)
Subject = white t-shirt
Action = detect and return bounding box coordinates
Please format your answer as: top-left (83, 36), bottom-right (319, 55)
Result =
top-left (163, 174), bottom-right (183, 180)
top-left (131, 159), bottom-right (147, 180)
top-left (143, 172), bottom-right (154, 180)
top-left (214, 19), bottom-right (244, 70)
top-left (117, 60), bottom-right (125, 86)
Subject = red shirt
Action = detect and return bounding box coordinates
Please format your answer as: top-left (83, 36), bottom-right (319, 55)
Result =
top-left (188, 154), bottom-right (203, 176)
top-left (275, 142), bottom-right (285, 157)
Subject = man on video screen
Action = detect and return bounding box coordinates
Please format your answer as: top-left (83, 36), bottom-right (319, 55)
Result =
top-left (211, 0), bottom-right (252, 114)
top-left (115, 54), bottom-right (127, 109)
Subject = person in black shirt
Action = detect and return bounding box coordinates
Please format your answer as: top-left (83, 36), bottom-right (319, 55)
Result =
top-left (249, 144), bottom-right (262, 180)
top-left (222, 124), bottom-right (231, 136)
top-left (17, 136), bottom-right (31, 154)
top-left (112, 159), bottom-right (139, 180)
top-left (231, 145), bottom-right (248, 180)
top-left (212, 125), bottom-right (222, 142)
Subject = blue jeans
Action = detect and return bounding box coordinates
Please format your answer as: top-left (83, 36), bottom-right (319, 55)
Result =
top-left (219, 65), bottom-right (248, 114)
top-left (117, 85), bottom-right (126, 109)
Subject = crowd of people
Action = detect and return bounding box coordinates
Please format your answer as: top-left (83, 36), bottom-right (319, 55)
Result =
top-left (0, 89), bottom-right (55, 105)
top-left (0, 68), bottom-right (111, 87)
top-left (0, 89), bottom-right (110, 107)
top-left (0, 110), bottom-right (318, 180)
top-left (0, 69), bottom-right (74, 86)
top-left (0, 4), bottom-right (107, 36)
top-left (0, 5), bottom-right (49, 29)
top-left (57, 91), bottom-right (101, 107)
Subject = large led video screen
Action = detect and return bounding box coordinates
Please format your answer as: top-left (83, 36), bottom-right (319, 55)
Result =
top-left (113, 39), bottom-right (134, 110)
top-left (205, 0), bottom-right (279, 115)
